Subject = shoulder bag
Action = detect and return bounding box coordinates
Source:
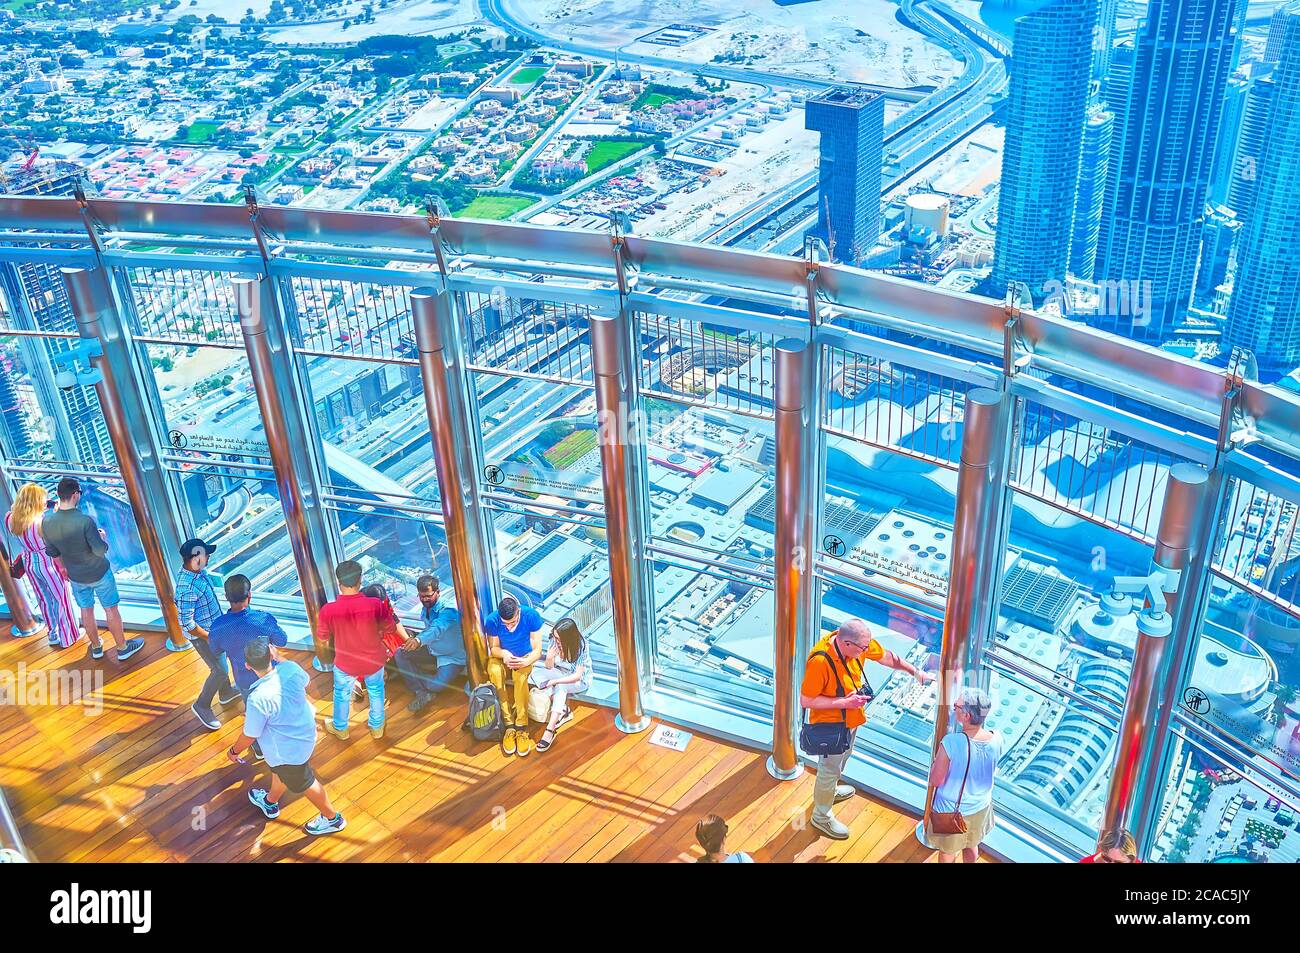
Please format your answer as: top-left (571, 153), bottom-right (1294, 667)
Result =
top-left (927, 732), bottom-right (972, 836)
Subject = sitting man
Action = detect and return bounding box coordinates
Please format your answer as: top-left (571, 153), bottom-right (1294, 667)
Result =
top-left (395, 575), bottom-right (466, 715)
top-left (483, 595), bottom-right (544, 758)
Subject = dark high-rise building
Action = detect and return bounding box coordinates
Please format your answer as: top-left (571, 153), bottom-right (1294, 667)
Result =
top-left (1194, 205), bottom-right (1240, 303)
top-left (991, 0), bottom-right (1100, 300)
top-left (1226, 9), bottom-right (1300, 370)
top-left (1094, 0), bottom-right (1241, 341)
top-left (804, 86), bottom-right (885, 265)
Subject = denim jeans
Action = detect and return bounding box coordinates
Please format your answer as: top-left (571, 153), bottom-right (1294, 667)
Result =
top-left (333, 667), bottom-right (385, 731)
top-left (191, 635), bottom-right (233, 710)
top-left (394, 645), bottom-right (466, 699)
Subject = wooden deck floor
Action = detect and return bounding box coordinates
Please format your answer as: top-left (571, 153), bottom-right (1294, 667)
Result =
top-left (0, 623), bottom-right (990, 863)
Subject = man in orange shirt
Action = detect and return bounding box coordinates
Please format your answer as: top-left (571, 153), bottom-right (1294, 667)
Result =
top-left (800, 617), bottom-right (932, 840)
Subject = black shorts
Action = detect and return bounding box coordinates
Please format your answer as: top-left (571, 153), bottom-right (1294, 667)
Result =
top-left (270, 761), bottom-right (316, 794)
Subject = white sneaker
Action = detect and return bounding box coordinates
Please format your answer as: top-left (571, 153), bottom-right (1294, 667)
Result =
top-left (834, 783), bottom-right (855, 803)
top-left (810, 812), bottom-right (851, 840)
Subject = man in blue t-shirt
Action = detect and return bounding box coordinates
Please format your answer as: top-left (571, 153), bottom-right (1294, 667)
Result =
top-left (208, 574), bottom-right (290, 697)
top-left (482, 595), bottom-right (545, 758)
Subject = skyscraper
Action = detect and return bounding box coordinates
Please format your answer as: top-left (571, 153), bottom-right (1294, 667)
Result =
top-left (1209, 70), bottom-right (1251, 208)
top-left (1226, 9), bottom-right (1300, 370)
top-left (1228, 72), bottom-right (1275, 217)
top-left (1195, 205), bottom-right (1240, 304)
top-left (991, 0), bottom-right (1099, 300)
top-left (1266, 1), bottom-right (1300, 64)
top-left (1094, 0), bottom-right (1241, 341)
top-left (804, 86), bottom-right (885, 265)
top-left (1070, 103), bottom-right (1115, 282)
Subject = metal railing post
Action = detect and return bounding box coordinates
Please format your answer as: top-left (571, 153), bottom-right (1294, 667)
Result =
top-left (61, 266), bottom-right (184, 645)
top-left (411, 286), bottom-right (494, 687)
top-left (769, 337), bottom-right (815, 779)
top-left (590, 310), bottom-right (652, 733)
top-left (932, 387), bottom-right (1012, 746)
top-left (0, 542), bottom-right (41, 638)
top-left (232, 276), bottom-right (333, 660)
top-left (1100, 463), bottom-right (1211, 845)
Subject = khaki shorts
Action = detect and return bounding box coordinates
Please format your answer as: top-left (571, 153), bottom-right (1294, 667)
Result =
top-left (922, 802), bottom-right (996, 854)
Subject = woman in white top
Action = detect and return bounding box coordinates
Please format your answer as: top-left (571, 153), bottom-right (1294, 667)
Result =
top-left (923, 686), bottom-right (1001, 863)
top-left (531, 616), bottom-right (591, 753)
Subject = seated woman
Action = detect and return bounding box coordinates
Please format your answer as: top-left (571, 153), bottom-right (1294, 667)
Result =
top-left (530, 616), bottom-right (590, 753)
top-left (363, 583), bottom-right (411, 660)
top-left (695, 814), bottom-right (753, 863)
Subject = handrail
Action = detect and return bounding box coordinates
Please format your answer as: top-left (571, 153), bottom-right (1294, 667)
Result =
top-left (2, 194), bottom-right (1299, 464)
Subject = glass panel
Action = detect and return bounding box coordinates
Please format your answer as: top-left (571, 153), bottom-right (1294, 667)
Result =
top-left (288, 275), bottom-right (426, 361)
top-left (986, 663), bottom-right (1117, 852)
top-left (489, 502), bottom-right (614, 661)
top-left (298, 353), bottom-right (436, 503)
top-left (473, 369), bottom-right (603, 506)
top-left (462, 287), bottom-right (593, 386)
top-left (993, 491), bottom-right (1154, 693)
top-left (1212, 476), bottom-right (1300, 618)
top-left (821, 342), bottom-right (970, 469)
top-left (144, 342), bottom-right (269, 462)
top-left (332, 505), bottom-right (449, 618)
top-left (653, 555), bottom-right (775, 714)
top-left (638, 310), bottom-right (778, 417)
top-left (1184, 579), bottom-right (1300, 779)
top-left (818, 432), bottom-right (956, 600)
top-left (646, 399), bottom-right (776, 569)
top-left (1012, 397), bottom-right (1193, 544)
top-left (1151, 730), bottom-right (1300, 863)
top-left (177, 464), bottom-right (301, 599)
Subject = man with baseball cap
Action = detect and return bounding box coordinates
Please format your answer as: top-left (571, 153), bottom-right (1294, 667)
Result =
top-left (175, 536), bottom-right (239, 730)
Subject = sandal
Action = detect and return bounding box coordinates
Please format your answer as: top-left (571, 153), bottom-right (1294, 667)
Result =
top-left (537, 727), bottom-right (557, 753)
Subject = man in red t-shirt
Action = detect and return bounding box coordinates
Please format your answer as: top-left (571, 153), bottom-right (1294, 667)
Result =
top-left (320, 560), bottom-right (397, 741)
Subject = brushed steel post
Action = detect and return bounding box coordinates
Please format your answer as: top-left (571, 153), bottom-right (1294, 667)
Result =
top-left (590, 311), bottom-right (651, 733)
top-left (62, 266), bottom-right (184, 644)
top-left (0, 541), bottom-right (42, 638)
top-left (1101, 463), bottom-right (1211, 845)
top-left (769, 337), bottom-right (814, 780)
top-left (232, 276), bottom-right (331, 660)
top-left (411, 287), bottom-right (494, 688)
top-left (933, 388), bottom-right (1010, 747)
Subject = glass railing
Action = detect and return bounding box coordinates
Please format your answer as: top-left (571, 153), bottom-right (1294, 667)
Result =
top-left (3, 195), bottom-right (1300, 862)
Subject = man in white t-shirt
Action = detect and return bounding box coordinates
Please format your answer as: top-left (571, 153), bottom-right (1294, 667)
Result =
top-left (226, 640), bottom-right (346, 837)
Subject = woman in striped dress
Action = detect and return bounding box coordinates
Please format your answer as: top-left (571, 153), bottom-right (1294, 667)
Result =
top-left (5, 483), bottom-right (79, 648)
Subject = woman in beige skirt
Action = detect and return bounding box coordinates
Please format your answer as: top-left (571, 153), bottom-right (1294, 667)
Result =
top-left (922, 687), bottom-right (1001, 862)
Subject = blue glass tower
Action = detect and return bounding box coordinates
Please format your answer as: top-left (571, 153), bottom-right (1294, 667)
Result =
top-left (1094, 0), bottom-right (1241, 341)
top-left (804, 86), bottom-right (885, 265)
top-left (990, 0), bottom-right (1099, 300)
top-left (1226, 9), bottom-right (1300, 370)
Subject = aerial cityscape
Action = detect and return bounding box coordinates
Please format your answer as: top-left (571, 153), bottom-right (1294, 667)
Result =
top-left (2, 0), bottom-right (1300, 864)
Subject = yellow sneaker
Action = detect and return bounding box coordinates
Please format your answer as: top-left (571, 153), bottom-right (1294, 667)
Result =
top-left (515, 726), bottom-right (534, 757)
top-left (370, 724), bottom-right (384, 740)
top-left (501, 726), bottom-right (517, 756)
top-left (324, 722), bottom-right (350, 741)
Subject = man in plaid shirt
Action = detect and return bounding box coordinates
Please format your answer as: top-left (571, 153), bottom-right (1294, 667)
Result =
top-left (176, 537), bottom-right (239, 730)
